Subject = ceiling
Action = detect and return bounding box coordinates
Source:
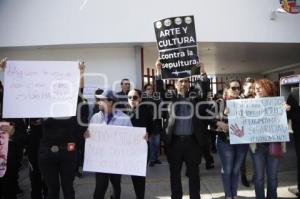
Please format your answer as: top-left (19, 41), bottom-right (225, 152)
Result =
top-left (143, 42), bottom-right (300, 75)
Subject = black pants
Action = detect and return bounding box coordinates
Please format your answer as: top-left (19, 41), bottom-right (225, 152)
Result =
top-left (39, 146), bottom-right (77, 199)
top-left (76, 136), bottom-right (85, 170)
top-left (240, 150), bottom-right (248, 178)
top-left (166, 136), bottom-right (201, 199)
top-left (0, 142), bottom-right (18, 199)
top-left (201, 145), bottom-right (214, 166)
top-left (131, 176), bottom-right (146, 199)
top-left (294, 132), bottom-right (300, 192)
top-left (26, 139), bottom-right (46, 199)
top-left (94, 173), bottom-right (121, 199)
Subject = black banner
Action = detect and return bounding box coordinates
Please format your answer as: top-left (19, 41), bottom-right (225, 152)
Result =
top-left (154, 15), bottom-right (199, 79)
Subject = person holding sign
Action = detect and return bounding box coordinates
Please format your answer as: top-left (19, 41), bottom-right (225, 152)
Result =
top-left (240, 77), bottom-right (255, 187)
top-left (250, 79), bottom-right (287, 199)
top-left (85, 90), bottom-right (132, 199)
top-left (0, 121), bottom-right (16, 199)
top-left (142, 84), bottom-right (163, 167)
top-left (37, 62), bottom-right (86, 199)
top-left (213, 79), bottom-right (249, 199)
top-left (155, 59), bottom-right (209, 199)
top-left (0, 58), bottom-right (24, 199)
top-left (125, 89), bottom-right (152, 199)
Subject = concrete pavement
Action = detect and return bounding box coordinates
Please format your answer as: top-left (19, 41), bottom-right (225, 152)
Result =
top-left (18, 141), bottom-right (299, 199)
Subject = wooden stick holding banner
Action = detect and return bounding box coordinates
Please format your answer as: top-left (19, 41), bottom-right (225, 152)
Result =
top-left (154, 15), bottom-right (199, 79)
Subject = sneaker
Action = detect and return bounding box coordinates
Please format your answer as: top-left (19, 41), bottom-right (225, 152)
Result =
top-left (154, 160), bottom-right (162, 164)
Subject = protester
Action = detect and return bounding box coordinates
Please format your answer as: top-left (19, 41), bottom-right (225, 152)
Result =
top-left (287, 88), bottom-right (300, 198)
top-left (193, 73), bottom-right (214, 170)
top-left (214, 79), bottom-right (249, 199)
top-left (250, 79), bottom-right (289, 199)
top-left (142, 84), bottom-right (163, 167)
top-left (125, 88), bottom-right (152, 199)
top-left (38, 62), bottom-right (86, 199)
top-left (75, 89), bottom-right (89, 178)
top-left (24, 118), bottom-right (47, 199)
top-left (92, 88), bottom-right (104, 115)
top-left (155, 58), bottom-right (209, 199)
top-left (240, 77), bottom-right (255, 187)
top-left (116, 78), bottom-right (131, 110)
top-left (85, 90), bottom-right (132, 199)
top-left (0, 58), bottom-right (27, 199)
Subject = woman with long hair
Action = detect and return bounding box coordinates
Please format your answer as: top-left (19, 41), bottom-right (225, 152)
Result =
top-left (215, 79), bottom-right (249, 199)
top-left (251, 79), bottom-right (285, 199)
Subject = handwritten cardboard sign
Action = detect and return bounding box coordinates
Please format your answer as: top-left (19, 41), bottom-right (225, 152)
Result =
top-left (154, 15), bottom-right (199, 79)
top-left (227, 96), bottom-right (290, 144)
top-left (3, 61), bottom-right (80, 118)
top-left (83, 125), bottom-right (147, 176)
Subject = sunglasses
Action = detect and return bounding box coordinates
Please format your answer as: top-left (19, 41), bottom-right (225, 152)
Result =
top-left (95, 98), bottom-right (106, 102)
top-left (230, 87), bottom-right (240, 91)
top-left (128, 95), bottom-right (139, 100)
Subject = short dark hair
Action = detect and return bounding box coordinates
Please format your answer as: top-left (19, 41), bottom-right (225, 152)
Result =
top-left (225, 79), bottom-right (241, 89)
top-left (121, 78), bottom-right (130, 85)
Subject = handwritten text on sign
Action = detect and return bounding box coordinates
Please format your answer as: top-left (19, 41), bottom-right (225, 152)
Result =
top-left (3, 61), bottom-right (80, 118)
top-left (227, 97), bottom-right (289, 144)
top-left (83, 125), bottom-right (147, 176)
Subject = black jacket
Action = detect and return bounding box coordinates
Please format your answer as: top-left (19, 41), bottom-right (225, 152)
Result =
top-left (156, 75), bottom-right (210, 147)
top-left (125, 104), bottom-right (153, 135)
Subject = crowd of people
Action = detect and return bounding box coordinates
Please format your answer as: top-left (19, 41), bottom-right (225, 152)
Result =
top-left (0, 57), bottom-right (299, 199)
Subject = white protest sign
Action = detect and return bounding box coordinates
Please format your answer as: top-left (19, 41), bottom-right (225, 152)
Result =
top-left (3, 61), bottom-right (80, 118)
top-left (0, 122), bottom-right (9, 177)
top-left (227, 96), bottom-right (289, 144)
top-left (83, 125), bottom-right (147, 176)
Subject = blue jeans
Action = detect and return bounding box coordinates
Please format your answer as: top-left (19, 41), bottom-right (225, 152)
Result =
top-left (149, 134), bottom-right (160, 162)
top-left (251, 143), bottom-right (279, 199)
top-left (217, 137), bottom-right (249, 198)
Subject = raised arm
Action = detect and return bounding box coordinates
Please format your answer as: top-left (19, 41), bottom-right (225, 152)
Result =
top-left (0, 57), bottom-right (7, 71)
top-left (79, 61), bottom-right (85, 89)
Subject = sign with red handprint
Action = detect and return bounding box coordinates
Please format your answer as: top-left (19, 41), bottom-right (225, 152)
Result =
top-left (227, 97), bottom-right (289, 144)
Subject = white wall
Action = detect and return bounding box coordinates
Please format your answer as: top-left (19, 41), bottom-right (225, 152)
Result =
top-left (0, 46), bottom-right (142, 92)
top-left (1, 0), bottom-right (300, 47)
